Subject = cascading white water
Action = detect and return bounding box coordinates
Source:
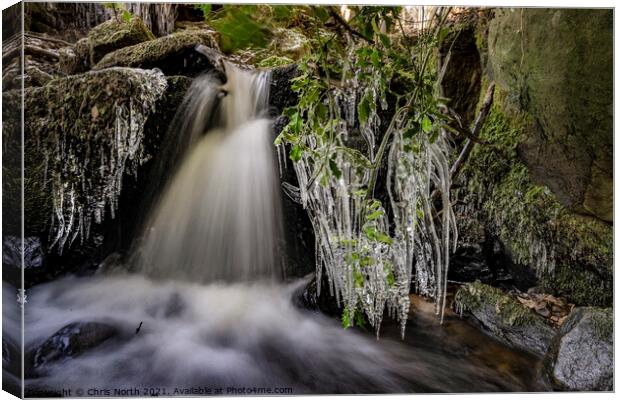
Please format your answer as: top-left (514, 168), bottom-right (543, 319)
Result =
top-left (136, 63), bottom-right (284, 283)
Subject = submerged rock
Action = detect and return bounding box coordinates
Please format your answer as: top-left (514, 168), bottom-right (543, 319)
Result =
top-left (454, 281), bottom-right (555, 357)
top-left (32, 322), bottom-right (119, 369)
top-left (293, 277), bottom-right (342, 317)
top-left (543, 307), bottom-right (613, 391)
top-left (87, 16), bottom-right (154, 65)
top-left (93, 30), bottom-right (220, 76)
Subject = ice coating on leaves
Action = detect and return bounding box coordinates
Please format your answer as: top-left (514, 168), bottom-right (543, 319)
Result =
top-left (30, 68), bottom-right (168, 253)
top-left (387, 129), bottom-right (457, 323)
top-left (281, 76), bottom-right (456, 336)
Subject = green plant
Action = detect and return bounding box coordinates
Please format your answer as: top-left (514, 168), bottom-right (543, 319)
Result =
top-left (275, 7), bottom-right (458, 335)
top-left (102, 2), bottom-right (132, 22)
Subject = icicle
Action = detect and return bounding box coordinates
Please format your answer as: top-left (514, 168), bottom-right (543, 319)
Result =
top-left (41, 68), bottom-right (168, 254)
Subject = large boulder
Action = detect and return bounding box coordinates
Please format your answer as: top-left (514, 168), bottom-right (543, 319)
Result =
top-left (487, 9), bottom-right (613, 222)
top-left (454, 87), bottom-right (613, 307)
top-left (93, 30), bottom-right (221, 76)
top-left (2, 68), bottom-right (192, 284)
top-left (543, 307), bottom-right (613, 391)
top-left (86, 15), bottom-right (154, 64)
top-left (454, 281), bottom-right (556, 357)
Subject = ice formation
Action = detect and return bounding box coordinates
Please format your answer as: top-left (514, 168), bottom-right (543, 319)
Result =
top-left (33, 68), bottom-right (168, 253)
top-left (281, 79), bottom-right (456, 336)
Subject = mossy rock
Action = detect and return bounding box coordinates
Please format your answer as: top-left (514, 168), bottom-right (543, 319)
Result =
top-left (487, 9), bottom-right (613, 222)
top-left (7, 68), bottom-right (167, 252)
top-left (93, 31), bottom-right (221, 76)
top-left (3, 70), bottom-right (192, 283)
top-left (455, 281), bottom-right (555, 356)
top-left (87, 16), bottom-right (154, 65)
top-left (456, 83), bottom-right (613, 307)
top-left (543, 307), bottom-right (613, 390)
top-left (540, 213), bottom-right (613, 306)
top-left (58, 37), bottom-right (90, 75)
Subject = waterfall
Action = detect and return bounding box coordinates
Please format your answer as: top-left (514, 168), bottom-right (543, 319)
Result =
top-left (136, 63), bottom-right (284, 283)
top-left (18, 63), bottom-right (539, 398)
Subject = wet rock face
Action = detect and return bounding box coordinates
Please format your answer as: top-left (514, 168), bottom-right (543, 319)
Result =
top-left (487, 9), bottom-right (613, 222)
top-left (32, 322), bottom-right (119, 369)
top-left (269, 64), bottom-right (299, 114)
top-left (543, 307), bottom-right (613, 391)
top-left (270, 66), bottom-right (315, 279)
top-left (116, 75), bottom-right (194, 253)
top-left (438, 26), bottom-right (482, 127)
top-left (454, 281), bottom-right (555, 357)
top-left (3, 69), bottom-right (190, 284)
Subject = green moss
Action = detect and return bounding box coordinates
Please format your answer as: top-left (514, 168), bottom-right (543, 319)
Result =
top-left (255, 55), bottom-right (294, 68)
top-left (457, 86), bottom-right (613, 306)
top-left (94, 31), bottom-right (219, 70)
top-left (87, 16), bottom-right (154, 64)
top-left (455, 281), bottom-right (536, 327)
top-left (590, 308), bottom-right (613, 340)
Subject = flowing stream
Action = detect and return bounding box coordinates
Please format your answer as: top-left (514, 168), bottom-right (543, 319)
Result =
top-left (13, 65), bottom-right (543, 395)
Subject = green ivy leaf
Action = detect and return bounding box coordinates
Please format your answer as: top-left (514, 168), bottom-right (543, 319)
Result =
top-left (357, 95), bottom-right (371, 126)
top-left (121, 10), bottom-right (132, 23)
top-left (386, 270), bottom-right (396, 286)
top-left (379, 33), bottom-right (391, 47)
top-left (366, 209), bottom-right (384, 221)
top-left (315, 102), bottom-right (328, 120)
top-left (370, 49), bottom-right (381, 68)
top-left (354, 310), bottom-right (367, 328)
top-left (354, 270), bottom-right (364, 288)
top-left (342, 308), bottom-right (352, 328)
top-left (363, 225), bottom-right (377, 240)
top-left (329, 158), bottom-right (342, 179)
top-left (375, 232), bottom-right (393, 245)
top-left (421, 115), bottom-right (433, 133)
top-left (289, 144), bottom-right (303, 162)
